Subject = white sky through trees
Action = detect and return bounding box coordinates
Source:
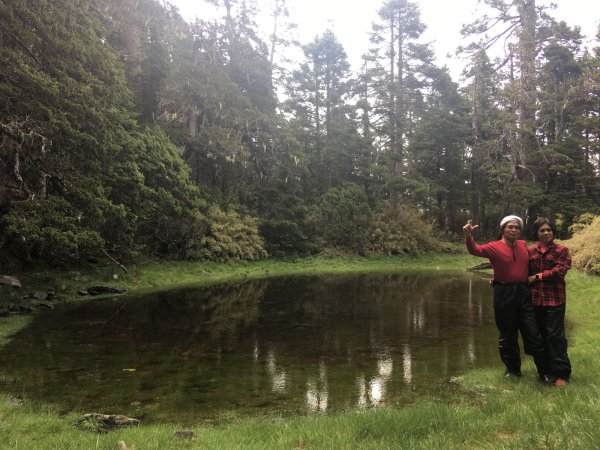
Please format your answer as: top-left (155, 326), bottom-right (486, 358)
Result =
top-left (170, 0), bottom-right (600, 81)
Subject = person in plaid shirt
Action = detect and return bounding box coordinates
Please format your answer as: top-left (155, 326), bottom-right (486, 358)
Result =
top-left (528, 218), bottom-right (572, 386)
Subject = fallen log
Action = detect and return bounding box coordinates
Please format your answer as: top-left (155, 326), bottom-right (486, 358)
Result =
top-left (467, 262), bottom-right (492, 271)
top-left (0, 275), bottom-right (21, 288)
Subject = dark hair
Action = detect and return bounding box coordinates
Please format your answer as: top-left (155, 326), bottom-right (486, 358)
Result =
top-left (531, 217), bottom-right (557, 240)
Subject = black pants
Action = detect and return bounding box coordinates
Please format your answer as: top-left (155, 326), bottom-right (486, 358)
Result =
top-left (493, 283), bottom-right (550, 376)
top-left (534, 303), bottom-right (571, 380)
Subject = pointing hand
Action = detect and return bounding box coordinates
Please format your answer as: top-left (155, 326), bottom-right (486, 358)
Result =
top-left (463, 219), bottom-right (479, 236)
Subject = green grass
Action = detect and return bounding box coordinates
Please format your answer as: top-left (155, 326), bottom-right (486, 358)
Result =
top-left (2, 252), bottom-right (474, 300)
top-left (1, 254), bottom-right (599, 449)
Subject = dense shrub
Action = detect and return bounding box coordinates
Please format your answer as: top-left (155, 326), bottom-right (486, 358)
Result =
top-left (259, 219), bottom-right (313, 257)
top-left (0, 196), bottom-right (104, 264)
top-left (364, 203), bottom-right (441, 255)
top-left (312, 183), bottom-right (372, 251)
top-left (189, 206), bottom-right (267, 262)
top-left (564, 214), bottom-right (600, 275)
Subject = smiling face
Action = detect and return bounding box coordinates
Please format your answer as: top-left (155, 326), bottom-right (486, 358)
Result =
top-left (537, 223), bottom-right (554, 246)
top-left (502, 220), bottom-right (521, 243)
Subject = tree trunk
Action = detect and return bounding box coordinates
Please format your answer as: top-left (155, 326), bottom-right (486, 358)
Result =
top-left (188, 104), bottom-right (197, 137)
top-left (122, 0), bottom-right (141, 83)
top-left (517, 0), bottom-right (537, 177)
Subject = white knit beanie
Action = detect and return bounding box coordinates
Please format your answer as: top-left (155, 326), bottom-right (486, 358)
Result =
top-left (500, 215), bottom-right (523, 229)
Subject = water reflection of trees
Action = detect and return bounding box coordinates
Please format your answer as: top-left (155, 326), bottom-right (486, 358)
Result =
top-left (254, 273), bottom-right (495, 413)
top-left (0, 280), bottom-right (269, 418)
top-left (139, 280), bottom-right (268, 343)
top-left (259, 273), bottom-right (489, 355)
top-left (0, 274), bottom-right (496, 420)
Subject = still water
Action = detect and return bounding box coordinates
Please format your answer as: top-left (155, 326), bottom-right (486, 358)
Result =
top-left (0, 272), bottom-right (497, 423)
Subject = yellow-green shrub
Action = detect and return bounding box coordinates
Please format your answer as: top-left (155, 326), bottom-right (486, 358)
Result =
top-left (192, 206), bottom-right (267, 262)
top-left (564, 214), bottom-right (600, 275)
top-left (363, 202), bottom-right (441, 255)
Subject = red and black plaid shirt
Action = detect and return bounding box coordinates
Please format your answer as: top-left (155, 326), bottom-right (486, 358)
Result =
top-left (528, 241), bottom-right (572, 307)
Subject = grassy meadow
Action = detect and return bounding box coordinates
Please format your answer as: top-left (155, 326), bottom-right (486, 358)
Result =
top-left (1, 253), bottom-right (600, 449)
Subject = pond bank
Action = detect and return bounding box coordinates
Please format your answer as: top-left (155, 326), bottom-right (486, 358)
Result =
top-left (2, 254), bottom-right (600, 449)
top-left (2, 253), bottom-right (474, 306)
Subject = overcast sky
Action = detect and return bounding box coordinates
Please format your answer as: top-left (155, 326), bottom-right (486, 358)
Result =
top-left (169, 0), bottom-right (600, 80)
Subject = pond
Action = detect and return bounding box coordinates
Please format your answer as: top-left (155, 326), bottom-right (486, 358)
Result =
top-left (0, 272), bottom-right (497, 423)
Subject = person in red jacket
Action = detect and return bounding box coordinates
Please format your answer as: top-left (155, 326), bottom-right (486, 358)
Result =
top-left (463, 215), bottom-right (552, 383)
top-left (527, 218), bottom-right (572, 387)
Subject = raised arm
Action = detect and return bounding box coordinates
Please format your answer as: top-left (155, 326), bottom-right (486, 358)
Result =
top-left (463, 219), bottom-right (479, 238)
top-left (463, 220), bottom-right (489, 258)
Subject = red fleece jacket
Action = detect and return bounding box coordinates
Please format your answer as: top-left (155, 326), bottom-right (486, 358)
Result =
top-left (465, 236), bottom-right (529, 283)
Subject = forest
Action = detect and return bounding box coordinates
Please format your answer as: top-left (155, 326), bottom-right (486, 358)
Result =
top-left (1, 0), bottom-right (599, 269)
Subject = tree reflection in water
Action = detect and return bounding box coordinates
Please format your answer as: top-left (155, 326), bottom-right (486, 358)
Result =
top-left (0, 272), bottom-right (497, 422)
top-left (305, 362), bottom-right (328, 412)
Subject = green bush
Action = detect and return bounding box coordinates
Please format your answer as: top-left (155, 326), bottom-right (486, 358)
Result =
top-left (259, 219), bottom-right (312, 257)
top-left (188, 206), bottom-right (267, 262)
top-left (0, 196), bottom-right (104, 263)
top-left (312, 183), bottom-right (372, 251)
top-left (364, 202), bottom-right (441, 255)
